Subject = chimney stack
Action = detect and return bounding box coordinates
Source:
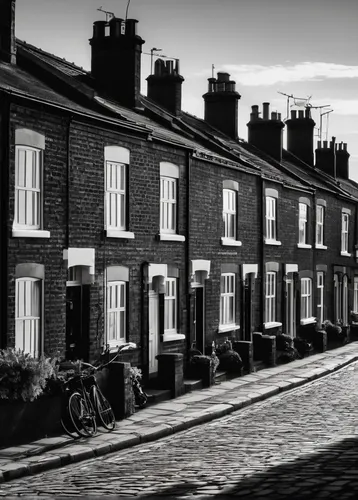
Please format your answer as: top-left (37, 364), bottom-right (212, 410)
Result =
top-left (286, 107), bottom-right (315, 166)
top-left (146, 58), bottom-right (184, 115)
top-left (315, 136), bottom-right (336, 177)
top-left (335, 142), bottom-right (350, 180)
top-left (0, 0), bottom-right (16, 64)
top-left (247, 102), bottom-right (284, 161)
top-left (90, 17), bottom-right (144, 108)
top-left (203, 72), bottom-right (241, 139)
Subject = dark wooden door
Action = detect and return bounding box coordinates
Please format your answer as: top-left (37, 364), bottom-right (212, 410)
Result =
top-left (195, 287), bottom-right (204, 353)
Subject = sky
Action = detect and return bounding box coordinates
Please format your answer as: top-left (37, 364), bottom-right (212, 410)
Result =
top-left (15, 0), bottom-right (358, 180)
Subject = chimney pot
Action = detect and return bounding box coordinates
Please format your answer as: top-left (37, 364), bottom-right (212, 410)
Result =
top-left (291, 110), bottom-right (297, 120)
top-left (0, 0), bottom-right (17, 63)
top-left (93, 20), bottom-right (107, 38)
top-left (323, 140), bottom-right (328, 148)
top-left (125, 19), bottom-right (138, 37)
top-left (271, 111), bottom-right (277, 120)
top-left (109, 18), bottom-right (123, 37)
top-left (305, 107), bottom-right (310, 119)
top-left (343, 143), bottom-right (347, 151)
top-left (263, 102), bottom-right (270, 120)
top-left (298, 110), bottom-right (304, 119)
top-left (217, 72), bottom-right (230, 82)
top-left (278, 113), bottom-right (281, 121)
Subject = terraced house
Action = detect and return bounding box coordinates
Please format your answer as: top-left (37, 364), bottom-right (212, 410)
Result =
top-left (1, 0), bottom-right (357, 382)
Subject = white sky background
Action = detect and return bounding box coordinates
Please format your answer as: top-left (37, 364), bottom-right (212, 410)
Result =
top-left (15, 0), bottom-right (358, 180)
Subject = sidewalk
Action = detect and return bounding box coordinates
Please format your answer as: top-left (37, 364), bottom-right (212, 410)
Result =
top-left (1, 342), bottom-right (358, 484)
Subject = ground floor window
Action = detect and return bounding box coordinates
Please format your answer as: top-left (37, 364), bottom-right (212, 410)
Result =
top-left (15, 277), bottom-right (41, 358)
top-left (265, 272), bottom-right (276, 323)
top-left (354, 276), bottom-right (358, 313)
top-left (220, 273), bottom-right (235, 326)
top-left (301, 277), bottom-right (312, 319)
top-left (164, 277), bottom-right (177, 333)
top-left (342, 275), bottom-right (349, 325)
top-left (317, 272), bottom-right (324, 326)
top-left (106, 281), bottom-right (126, 347)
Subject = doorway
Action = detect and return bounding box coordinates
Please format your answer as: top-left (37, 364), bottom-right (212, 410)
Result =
top-left (194, 286), bottom-right (205, 353)
top-left (66, 266), bottom-right (90, 361)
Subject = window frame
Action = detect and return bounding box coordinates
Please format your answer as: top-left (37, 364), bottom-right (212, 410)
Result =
top-left (341, 212), bottom-right (349, 254)
top-left (105, 159), bottom-right (127, 231)
top-left (265, 196), bottom-right (277, 242)
top-left (342, 275), bottom-right (349, 325)
top-left (160, 175), bottom-right (177, 235)
top-left (15, 277), bottom-right (42, 358)
top-left (164, 277), bottom-right (177, 335)
top-left (223, 188), bottom-right (237, 240)
top-left (220, 273), bottom-right (236, 327)
top-left (106, 280), bottom-right (127, 349)
top-left (298, 202), bottom-right (308, 245)
top-left (316, 272), bottom-right (324, 326)
top-left (316, 205), bottom-right (324, 246)
top-left (14, 145), bottom-right (42, 231)
top-left (301, 277), bottom-right (313, 321)
top-left (265, 271), bottom-right (276, 324)
top-left (354, 276), bottom-right (358, 314)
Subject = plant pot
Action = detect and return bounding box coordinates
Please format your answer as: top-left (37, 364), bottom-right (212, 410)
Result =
top-left (0, 394), bottom-right (63, 447)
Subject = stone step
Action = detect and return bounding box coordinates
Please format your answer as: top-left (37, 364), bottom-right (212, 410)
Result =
top-left (144, 388), bottom-right (172, 406)
top-left (214, 370), bottom-right (227, 383)
top-left (184, 378), bottom-right (203, 393)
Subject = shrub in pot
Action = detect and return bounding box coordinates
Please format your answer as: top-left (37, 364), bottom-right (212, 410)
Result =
top-left (215, 342), bottom-right (243, 374)
top-left (322, 320), bottom-right (346, 343)
top-left (293, 337), bottom-right (313, 358)
top-left (275, 334), bottom-right (293, 351)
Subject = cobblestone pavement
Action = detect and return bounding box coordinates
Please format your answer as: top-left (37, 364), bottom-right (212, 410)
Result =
top-left (2, 363), bottom-right (358, 499)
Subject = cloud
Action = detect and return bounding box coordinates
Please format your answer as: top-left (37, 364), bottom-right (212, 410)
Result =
top-left (312, 99), bottom-right (358, 116)
top-left (220, 62), bottom-right (358, 86)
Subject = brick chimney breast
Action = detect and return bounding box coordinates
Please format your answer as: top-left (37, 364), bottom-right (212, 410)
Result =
top-left (0, 0), bottom-right (16, 64)
top-left (247, 103), bottom-right (284, 161)
top-left (315, 136), bottom-right (336, 178)
top-left (335, 142), bottom-right (350, 180)
top-left (90, 17), bottom-right (145, 108)
top-left (203, 72), bottom-right (241, 139)
top-left (286, 107), bottom-right (316, 166)
top-left (146, 58), bottom-right (184, 116)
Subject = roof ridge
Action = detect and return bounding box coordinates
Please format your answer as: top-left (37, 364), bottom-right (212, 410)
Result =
top-left (16, 38), bottom-right (89, 75)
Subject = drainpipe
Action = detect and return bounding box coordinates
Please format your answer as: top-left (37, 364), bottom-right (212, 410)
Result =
top-left (312, 190), bottom-right (317, 320)
top-left (260, 177), bottom-right (265, 331)
top-left (185, 150), bottom-right (192, 355)
top-left (66, 116), bottom-right (73, 248)
top-left (0, 97), bottom-right (10, 348)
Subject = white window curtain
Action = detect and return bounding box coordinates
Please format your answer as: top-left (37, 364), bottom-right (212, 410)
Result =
top-left (15, 278), bottom-right (41, 357)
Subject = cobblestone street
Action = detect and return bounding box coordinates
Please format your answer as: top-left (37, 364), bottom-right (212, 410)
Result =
top-left (2, 363), bottom-right (358, 499)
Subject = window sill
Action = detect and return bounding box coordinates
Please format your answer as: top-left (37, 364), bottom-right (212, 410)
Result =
top-left (297, 243), bottom-right (312, 249)
top-left (159, 233), bottom-right (186, 242)
top-left (163, 332), bottom-right (185, 342)
top-left (264, 239), bottom-right (282, 246)
top-left (340, 251), bottom-right (352, 257)
top-left (315, 244), bottom-right (327, 250)
top-left (221, 237), bottom-right (242, 247)
top-left (300, 317), bottom-right (317, 326)
top-left (12, 229), bottom-right (50, 239)
top-left (264, 321), bottom-right (282, 329)
top-left (105, 229), bottom-right (135, 239)
top-left (218, 324), bottom-right (240, 333)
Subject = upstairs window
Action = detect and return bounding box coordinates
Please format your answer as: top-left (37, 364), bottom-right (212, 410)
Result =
top-left (353, 277), bottom-right (358, 314)
top-left (220, 273), bottom-right (236, 326)
top-left (265, 197), bottom-right (276, 241)
top-left (105, 146), bottom-right (130, 233)
top-left (265, 272), bottom-right (276, 323)
top-left (160, 176), bottom-right (177, 233)
top-left (15, 147), bottom-right (42, 229)
top-left (223, 189), bottom-right (236, 239)
top-left (341, 212), bottom-right (349, 254)
top-left (316, 205), bottom-right (325, 246)
top-left (301, 278), bottom-right (312, 320)
top-left (298, 203), bottom-right (308, 244)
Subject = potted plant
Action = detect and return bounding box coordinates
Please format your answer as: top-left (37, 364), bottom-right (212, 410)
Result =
top-left (215, 340), bottom-right (243, 375)
top-left (275, 334), bottom-right (300, 364)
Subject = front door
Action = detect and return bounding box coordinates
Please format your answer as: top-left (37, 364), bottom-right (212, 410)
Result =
top-left (243, 274), bottom-right (255, 341)
top-left (194, 286), bottom-right (204, 353)
top-left (286, 278), bottom-right (296, 338)
top-left (66, 279), bottom-right (90, 361)
top-left (149, 291), bottom-right (159, 374)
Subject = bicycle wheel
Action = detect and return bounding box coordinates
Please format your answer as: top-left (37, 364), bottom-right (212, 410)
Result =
top-left (90, 385), bottom-right (116, 431)
top-left (68, 391), bottom-right (97, 438)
